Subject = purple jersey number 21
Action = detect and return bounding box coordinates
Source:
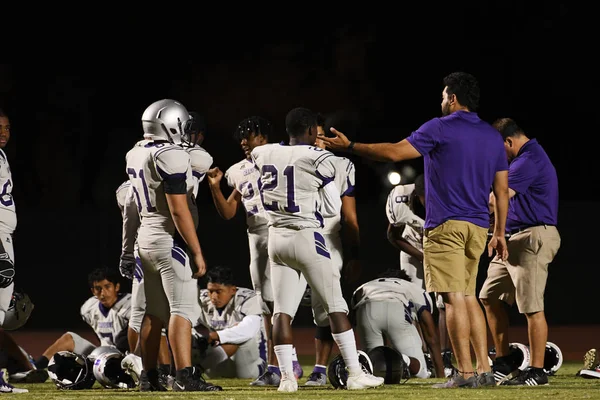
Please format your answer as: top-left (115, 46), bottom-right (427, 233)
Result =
top-left (259, 165), bottom-right (300, 213)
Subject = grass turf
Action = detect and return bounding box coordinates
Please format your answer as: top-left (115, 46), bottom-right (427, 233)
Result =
top-left (8, 357), bottom-right (600, 399)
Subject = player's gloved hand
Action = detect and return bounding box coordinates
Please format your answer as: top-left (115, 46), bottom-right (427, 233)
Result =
top-left (0, 254), bottom-right (15, 288)
top-left (119, 252), bottom-right (135, 280)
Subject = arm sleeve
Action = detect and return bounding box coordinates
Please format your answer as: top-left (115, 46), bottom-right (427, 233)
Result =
top-left (121, 186), bottom-right (140, 254)
top-left (216, 314), bottom-right (262, 345)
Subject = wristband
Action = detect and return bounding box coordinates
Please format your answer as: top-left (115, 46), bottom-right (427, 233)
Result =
top-left (348, 141), bottom-right (356, 152)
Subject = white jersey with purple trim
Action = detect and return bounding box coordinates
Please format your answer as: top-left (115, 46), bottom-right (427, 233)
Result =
top-left (187, 145), bottom-right (213, 199)
top-left (224, 158), bottom-right (268, 233)
top-left (80, 293), bottom-right (132, 347)
top-left (186, 145), bottom-right (213, 227)
top-left (351, 277), bottom-right (432, 321)
top-left (125, 140), bottom-right (192, 249)
top-left (250, 143), bottom-right (338, 230)
top-left (197, 287), bottom-right (265, 331)
top-left (0, 149), bottom-right (16, 234)
top-left (322, 156), bottom-right (356, 234)
top-left (385, 184), bottom-right (424, 251)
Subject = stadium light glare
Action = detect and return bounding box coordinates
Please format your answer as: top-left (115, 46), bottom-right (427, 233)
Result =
top-left (387, 171), bottom-right (401, 186)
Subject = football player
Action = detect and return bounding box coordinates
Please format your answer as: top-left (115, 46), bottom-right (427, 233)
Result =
top-left (206, 116), bottom-right (303, 386)
top-left (251, 107), bottom-right (384, 392)
top-left (0, 109), bottom-right (17, 327)
top-left (351, 268), bottom-right (445, 379)
top-left (193, 266), bottom-right (267, 379)
top-left (124, 99), bottom-right (219, 392)
top-left (34, 268), bottom-right (131, 369)
top-left (303, 113), bottom-right (361, 386)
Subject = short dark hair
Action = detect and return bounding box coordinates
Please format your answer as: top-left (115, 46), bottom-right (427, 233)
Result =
top-left (316, 112), bottom-right (326, 128)
top-left (88, 267), bottom-right (120, 288)
top-left (285, 107), bottom-right (317, 138)
top-left (492, 117), bottom-right (524, 140)
top-left (377, 268), bottom-right (412, 282)
top-left (443, 72), bottom-right (480, 112)
top-left (234, 116), bottom-right (271, 142)
top-left (206, 266), bottom-right (235, 286)
top-left (0, 109), bottom-right (7, 118)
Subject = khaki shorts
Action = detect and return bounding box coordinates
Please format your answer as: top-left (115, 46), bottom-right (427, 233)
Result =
top-left (479, 225), bottom-right (560, 314)
top-left (423, 220), bottom-right (488, 295)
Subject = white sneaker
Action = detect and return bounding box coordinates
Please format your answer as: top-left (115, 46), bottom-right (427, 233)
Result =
top-left (0, 368), bottom-right (28, 393)
top-left (346, 371), bottom-right (385, 390)
top-left (121, 353), bottom-right (143, 385)
top-left (277, 373), bottom-right (298, 392)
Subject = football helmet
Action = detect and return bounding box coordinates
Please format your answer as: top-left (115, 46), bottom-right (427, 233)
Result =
top-left (367, 346), bottom-right (408, 384)
top-left (141, 99), bottom-right (191, 145)
top-left (181, 112), bottom-right (206, 148)
top-left (328, 350), bottom-right (373, 389)
top-left (92, 349), bottom-right (135, 389)
top-left (87, 346), bottom-right (120, 363)
top-left (47, 351), bottom-right (95, 390)
top-left (2, 290), bottom-right (34, 331)
top-left (542, 342), bottom-right (563, 376)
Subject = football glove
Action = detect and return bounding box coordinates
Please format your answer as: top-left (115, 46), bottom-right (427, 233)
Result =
top-left (119, 252), bottom-right (135, 280)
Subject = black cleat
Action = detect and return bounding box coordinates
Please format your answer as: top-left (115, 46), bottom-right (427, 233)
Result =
top-left (139, 369), bottom-right (167, 392)
top-left (172, 367), bottom-right (222, 392)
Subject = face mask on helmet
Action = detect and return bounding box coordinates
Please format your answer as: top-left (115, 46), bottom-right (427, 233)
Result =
top-left (48, 351), bottom-right (96, 390)
top-left (3, 291), bottom-right (34, 331)
top-left (141, 99), bottom-right (191, 145)
top-left (367, 345), bottom-right (409, 384)
top-left (181, 112), bottom-right (206, 148)
top-left (92, 350), bottom-right (135, 389)
top-left (328, 350), bottom-right (373, 389)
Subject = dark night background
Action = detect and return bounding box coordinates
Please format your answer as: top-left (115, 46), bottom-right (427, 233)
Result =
top-left (1, 5), bottom-right (597, 332)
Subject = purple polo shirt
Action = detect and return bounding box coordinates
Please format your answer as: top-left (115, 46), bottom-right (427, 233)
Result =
top-left (406, 111), bottom-right (508, 229)
top-left (506, 139), bottom-right (558, 231)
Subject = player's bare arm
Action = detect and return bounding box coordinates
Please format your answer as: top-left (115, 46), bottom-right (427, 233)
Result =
top-left (387, 224), bottom-right (423, 261)
top-left (418, 310), bottom-right (445, 378)
top-left (341, 195), bottom-right (361, 283)
top-left (488, 170), bottom-right (510, 261)
top-left (165, 193), bottom-right (207, 277)
top-left (207, 167), bottom-right (241, 220)
top-left (321, 127), bottom-right (422, 162)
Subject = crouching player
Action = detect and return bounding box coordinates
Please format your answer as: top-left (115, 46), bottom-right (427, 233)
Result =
top-left (193, 266), bottom-right (267, 379)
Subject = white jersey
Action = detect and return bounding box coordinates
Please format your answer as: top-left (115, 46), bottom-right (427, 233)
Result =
top-left (186, 145), bottom-right (213, 227)
top-left (125, 140), bottom-right (192, 249)
top-left (225, 158), bottom-right (269, 232)
top-left (197, 287), bottom-right (264, 331)
top-left (386, 184), bottom-right (425, 251)
top-left (0, 149), bottom-right (16, 234)
top-left (322, 156), bottom-right (356, 234)
top-left (116, 180), bottom-right (140, 256)
top-left (351, 277), bottom-right (432, 322)
top-left (251, 143), bottom-right (338, 229)
top-left (80, 293), bottom-right (132, 347)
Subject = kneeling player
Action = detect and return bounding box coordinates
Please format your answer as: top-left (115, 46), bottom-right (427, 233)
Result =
top-left (193, 266), bottom-right (267, 379)
top-left (352, 268), bottom-right (444, 379)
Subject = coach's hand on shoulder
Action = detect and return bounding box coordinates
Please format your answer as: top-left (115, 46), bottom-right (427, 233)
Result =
top-left (0, 255), bottom-right (15, 288)
top-left (207, 167), bottom-right (223, 186)
top-left (320, 127), bottom-right (352, 152)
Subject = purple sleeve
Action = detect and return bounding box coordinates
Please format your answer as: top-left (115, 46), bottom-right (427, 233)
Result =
top-left (405, 118), bottom-right (441, 156)
top-left (508, 156), bottom-right (536, 194)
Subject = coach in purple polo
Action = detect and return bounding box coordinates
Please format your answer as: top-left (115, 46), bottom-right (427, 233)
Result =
top-left (320, 71), bottom-right (509, 388)
top-left (480, 118), bottom-right (560, 386)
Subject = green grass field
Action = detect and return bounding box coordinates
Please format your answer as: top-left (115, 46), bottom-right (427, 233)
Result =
top-left (9, 357), bottom-right (600, 399)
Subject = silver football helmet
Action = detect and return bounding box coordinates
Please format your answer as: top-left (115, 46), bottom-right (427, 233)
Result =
top-left (141, 99), bottom-right (191, 145)
top-left (87, 346), bottom-right (120, 363)
top-left (3, 291), bottom-right (34, 330)
top-left (92, 348), bottom-right (135, 389)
